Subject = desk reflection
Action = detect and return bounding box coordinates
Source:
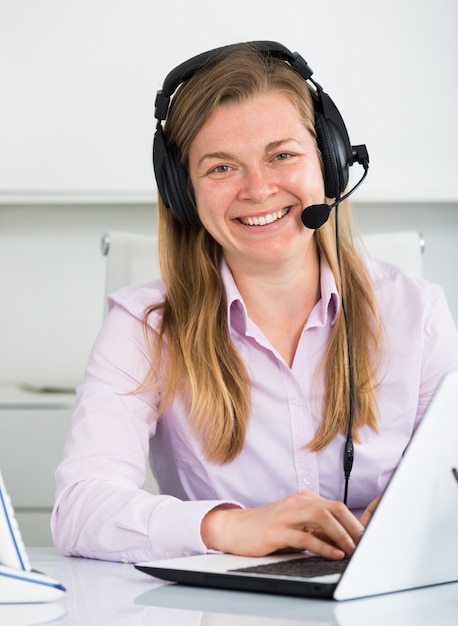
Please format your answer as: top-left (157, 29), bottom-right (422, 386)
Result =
top-left (29, 549), bottom-right (458, 626)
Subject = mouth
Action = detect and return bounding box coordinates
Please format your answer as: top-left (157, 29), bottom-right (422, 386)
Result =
top-left (238, 207), bottom-right (290, 226)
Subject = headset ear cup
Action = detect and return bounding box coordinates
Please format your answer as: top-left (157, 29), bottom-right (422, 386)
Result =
top-left (315, 112), bottom-right (340, 199)
top-left (162, 154), bottom-right (200, 228)
top-left (170, 150), bottom-right (200, 228)
top-left (153, 126), bottom-right (200, 227)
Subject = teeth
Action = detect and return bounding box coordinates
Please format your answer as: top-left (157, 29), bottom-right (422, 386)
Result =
top-left (240, 208), bottom-right (289, 226)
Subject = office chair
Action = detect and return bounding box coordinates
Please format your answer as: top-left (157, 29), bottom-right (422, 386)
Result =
top-left (101, 230), bottom-right (424, 300)
top-left (361, 230), bottom-right (424, 278)
top-left (101, 231), bottom-right (161, 494)
top-left (100, 231), bottom-right (161, 315)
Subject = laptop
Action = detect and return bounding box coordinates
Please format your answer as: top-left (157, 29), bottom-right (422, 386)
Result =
top-left (136, 370), bottom-right (458, 601)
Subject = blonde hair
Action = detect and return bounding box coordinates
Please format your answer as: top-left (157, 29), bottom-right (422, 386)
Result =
top-left (144, 45), bottom-right (383, 463)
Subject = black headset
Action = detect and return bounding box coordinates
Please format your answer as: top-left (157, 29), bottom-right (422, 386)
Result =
top-left (153, 41), bottom-right (364, 229)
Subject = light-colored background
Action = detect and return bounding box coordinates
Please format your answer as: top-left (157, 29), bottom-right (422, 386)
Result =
top-left (1, 0), bottom-right (457, 202)
top-left (0, 0), bottom-right (457, 545)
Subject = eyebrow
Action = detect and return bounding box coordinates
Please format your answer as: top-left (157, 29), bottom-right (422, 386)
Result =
top-left (197, 139), bottom-right (301, 168)
top-left (198, 151), bottom-right (234, 168)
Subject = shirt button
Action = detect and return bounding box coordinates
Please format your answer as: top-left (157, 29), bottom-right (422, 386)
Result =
top-left (303, 476), bottom-right (312, 486)
top-left (164, 551), bottom-right (173, 559)
top-left (183, 550), bottom-right (192, 557)
top-left (294, 398), bottom-right (303, 406)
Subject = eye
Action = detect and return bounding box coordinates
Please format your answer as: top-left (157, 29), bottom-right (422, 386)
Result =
top-left (210, 164), bottom-right (231, 174)
top-left (274, 152), bottom-right (293, 161)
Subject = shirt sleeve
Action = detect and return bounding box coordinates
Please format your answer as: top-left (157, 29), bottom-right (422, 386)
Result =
top-left (51, 296), bottom-right (242, 563)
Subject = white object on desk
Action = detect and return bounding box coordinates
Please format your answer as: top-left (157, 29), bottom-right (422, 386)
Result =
top-left (0, 470), bottom-right (66, 604)
top-left (0, 566), bottom-right (66, 604)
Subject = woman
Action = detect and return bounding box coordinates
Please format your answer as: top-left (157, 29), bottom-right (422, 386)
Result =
top-left (51, 42), bottom-right (458, 564)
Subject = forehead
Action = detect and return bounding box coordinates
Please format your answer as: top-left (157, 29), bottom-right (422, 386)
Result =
top-left (191, 92), bottom-right (310, 150)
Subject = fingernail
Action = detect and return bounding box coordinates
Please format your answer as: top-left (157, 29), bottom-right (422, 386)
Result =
top-left (331, 547), bottom-right (346, 559)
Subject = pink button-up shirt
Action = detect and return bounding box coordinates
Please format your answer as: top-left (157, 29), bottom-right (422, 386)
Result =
top-left (52, 257), bottom-right (458, 563)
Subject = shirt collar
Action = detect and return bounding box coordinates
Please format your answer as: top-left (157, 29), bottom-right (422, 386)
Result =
top-left (221, 259), bottom-right (249, 336)
top-left (221, 256), bottom-right (341, 335)
top-left (311, 256), bottom-right (341, 328)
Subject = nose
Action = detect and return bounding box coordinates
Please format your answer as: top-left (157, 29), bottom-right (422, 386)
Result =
top-left (239, 166), bottom-right (277, 203)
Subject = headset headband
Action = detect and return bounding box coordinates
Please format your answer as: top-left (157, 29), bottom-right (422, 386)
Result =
top-left (155, 41), bottom-right (314, 122)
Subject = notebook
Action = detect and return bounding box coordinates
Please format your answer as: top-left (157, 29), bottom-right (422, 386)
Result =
top-left (136, 370), bottom-right (458, 601)
top-left (0, 470), bottom-right (66, 604)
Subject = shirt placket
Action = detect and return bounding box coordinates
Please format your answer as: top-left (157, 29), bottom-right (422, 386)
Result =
top-left (279, 362), bottom-right (320, 496)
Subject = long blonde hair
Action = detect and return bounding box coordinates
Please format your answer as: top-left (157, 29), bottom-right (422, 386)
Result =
top-left (144, 45), bottom-right (383, 463)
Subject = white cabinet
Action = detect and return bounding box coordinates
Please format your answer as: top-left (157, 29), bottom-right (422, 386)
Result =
top-left (0, 385), bottom-right (159, 547)
top-left (0, 386), bottom-right (74, 546)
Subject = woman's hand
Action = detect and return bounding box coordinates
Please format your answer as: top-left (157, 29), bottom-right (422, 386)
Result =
top-left (201, 492), bottom-right (365, 560)
top-left (360, 496), bottom-right (381, 528)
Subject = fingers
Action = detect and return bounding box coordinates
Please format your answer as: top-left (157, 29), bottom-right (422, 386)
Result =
top-left (285, 527), bottom-right (348, 560)
top-left (201, 492), bottom-right (365, 560)
top-left (290, 496), bottom-right (362, 557)
top-left (360, 496), bottom-right (381, 528)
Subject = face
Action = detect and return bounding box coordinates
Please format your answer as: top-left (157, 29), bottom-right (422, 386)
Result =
top-left (188, 91), bottom-right (325, 272)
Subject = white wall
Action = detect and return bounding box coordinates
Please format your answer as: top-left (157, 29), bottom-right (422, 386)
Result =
top-left (0, 203), bottom-right (155, 387)
top-left (1, 0), bottom-right (457, 201)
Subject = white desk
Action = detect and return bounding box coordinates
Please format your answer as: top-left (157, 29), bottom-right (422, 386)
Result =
top-left (3, 547), bottom-right (456, 625)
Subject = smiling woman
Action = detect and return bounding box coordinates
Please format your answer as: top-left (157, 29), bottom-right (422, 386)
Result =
top-left (187, 92), bottom-right (324, 275)
top-left (150, 43), bottom-right (378, 454)
top-left (51, 42), bottom-right (458, 565)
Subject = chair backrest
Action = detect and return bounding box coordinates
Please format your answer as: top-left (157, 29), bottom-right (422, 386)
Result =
top-left (101, 231), bottom-right (160, 314)
top-left (101, 231), bottom-right (162, 495)
top-left (361, 230), bottom-right (424, 277)
top-left (100, 229), bottom-right (425, 310)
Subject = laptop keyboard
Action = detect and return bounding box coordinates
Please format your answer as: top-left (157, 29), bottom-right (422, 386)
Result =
top-left (230, 556), bottom-right (349, 579)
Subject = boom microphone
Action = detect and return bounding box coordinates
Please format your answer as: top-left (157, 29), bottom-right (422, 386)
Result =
top-left (301, 144), bottom-right (370, 230)
top-left (301, 202), bottom-right (334, 229)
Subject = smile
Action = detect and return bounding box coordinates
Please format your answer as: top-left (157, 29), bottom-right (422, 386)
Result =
top-left (238, 208), bottom-right (290, 226)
